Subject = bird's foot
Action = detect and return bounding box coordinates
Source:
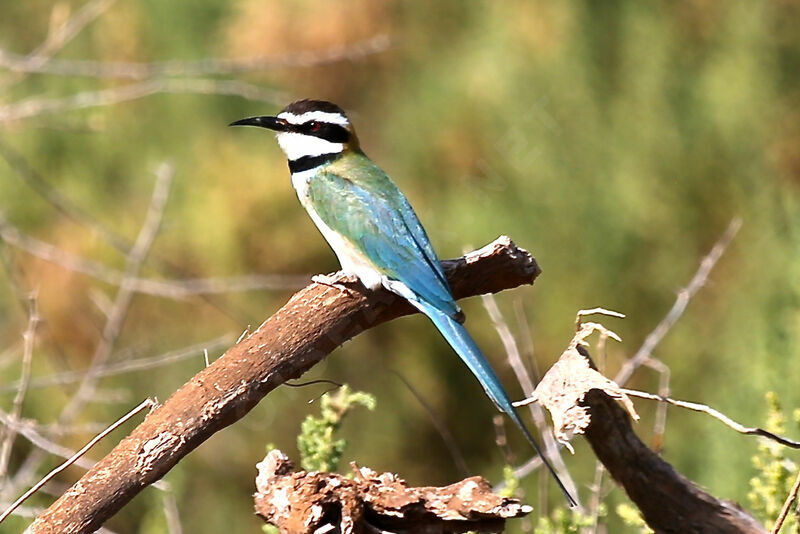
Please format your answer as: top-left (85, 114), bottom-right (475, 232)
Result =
top-left (312, 271), bottom-right (359, 293)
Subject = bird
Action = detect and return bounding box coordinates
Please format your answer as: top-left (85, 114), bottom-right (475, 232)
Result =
top-left (230, 99), bottom-right (576, 507)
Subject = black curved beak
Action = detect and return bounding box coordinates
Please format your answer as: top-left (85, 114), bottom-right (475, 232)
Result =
top-left (228, 115), bottom-right (288, 131)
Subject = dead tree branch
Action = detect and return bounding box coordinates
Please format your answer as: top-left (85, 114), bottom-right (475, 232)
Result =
top-left (582, 380), bottom-right (767, 534)
top-left (254, 449), bottom-right (530, 534)
top-left (23, 236), bottom-right (541, 534)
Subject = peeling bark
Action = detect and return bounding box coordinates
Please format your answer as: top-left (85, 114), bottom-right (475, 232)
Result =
top-left (254, 450), bottom-right (530, 533)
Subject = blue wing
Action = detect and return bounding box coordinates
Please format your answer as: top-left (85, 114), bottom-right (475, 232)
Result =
top-left (308, 167), bottom-right (461, 319)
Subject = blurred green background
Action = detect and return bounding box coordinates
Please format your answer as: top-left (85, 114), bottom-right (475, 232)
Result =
top-left (0, 0), bottom-right (798, 532)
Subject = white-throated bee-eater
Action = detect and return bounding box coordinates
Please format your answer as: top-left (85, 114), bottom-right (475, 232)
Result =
top-left (230, 99), bottom-right (576, 506)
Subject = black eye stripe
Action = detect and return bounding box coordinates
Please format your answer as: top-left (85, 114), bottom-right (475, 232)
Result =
top-left (296, 122), bottom-right (350, 143)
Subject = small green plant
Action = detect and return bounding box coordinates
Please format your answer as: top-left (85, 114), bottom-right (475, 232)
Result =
top-left (616, 503), bottom-right (653, 533)
top-left (748, 392), bottom-right (800, 532)
top-left (534, 506), bottom-right (599, 534)
top-left (297, 385), bottom-right (376, 473)
top-left (499, 465), bottom-right (521, 499)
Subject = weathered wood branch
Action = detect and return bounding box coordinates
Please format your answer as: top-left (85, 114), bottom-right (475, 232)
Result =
top-left (254, 449), bottom-right (530, 533)
top-left (25, 236), bottom-right (540, 534)
top-left (579, 347), bottom-right (767, 534)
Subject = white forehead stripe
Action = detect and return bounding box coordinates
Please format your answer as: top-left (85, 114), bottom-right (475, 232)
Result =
top-left (278, 110), bottom-right (349, 126)
top-left (276, 132), bottom-right (343, 161)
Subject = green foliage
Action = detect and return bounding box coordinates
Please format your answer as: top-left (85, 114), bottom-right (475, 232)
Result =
top-left (297, 385), bottom-right (376, 473)
top-left (534, 506), bottom-right (600, 534)
top-left (616, 504), bottom-right (653, 534)
top-left (748, 392), bottom-right (800, 531)
top-left (499, 464), bottom-right (521, 499)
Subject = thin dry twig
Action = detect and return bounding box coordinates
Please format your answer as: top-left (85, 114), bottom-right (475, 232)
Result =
top-left (771, 468), bottom-right (800, 534)
top-left (0, 137), bottom-right (133, 254)
top-left (0, 398), bottom-right (156, 525)
top-left (0, 216), bottom-right (306, 296)
top-left (390, 370), bottom-right (470, 478)
top-left (0, 336), bottom-right (232, 393)
top-left (584, 461), bottom-right (608, 534)
top-left (0, 0), bottom-right (119, 90)
top-left (575, 308), bottom-right (625, 330)
top-left (512, 299), bottom-right (541, 383)
top-left (162, 491), bottom-right (183, 534)
top-left (123, 273), bottom-right (308, 297)
top-left (0, 29), bottom-right (391, 123)
top-left (492, 414), bottom-right (513, 464)
top-left (621, 388), bottom-right (800, 449)
top-left (59, 163), bottom-right (173, 422)
top-left (640, 356), bottom-right (671, 452)
top-left (0, 78), bottom-right (285, 122)
top-left (30, 0), bottom-right (119, 60)
top-left (0, 35), bottom-right (391, 79)
top-left (0, 410), bottom-right (101, 472)
top-left (6, 164), bottom-right (173, 500)
top-left (615, 217), bottom-right (741, 386)
top-left (481, 293), bottom-right (580, 506)
top-left (0, 295), bottom-right (40, 482)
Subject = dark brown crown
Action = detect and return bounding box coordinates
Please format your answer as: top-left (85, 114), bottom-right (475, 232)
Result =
top-left (281, 99), bottom-right (347, 117)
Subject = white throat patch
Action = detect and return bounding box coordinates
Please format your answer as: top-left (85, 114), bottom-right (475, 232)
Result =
top-left (276, 132), bottom-right (343, 160)
top-left (277, 110), bottom-right (349, 126)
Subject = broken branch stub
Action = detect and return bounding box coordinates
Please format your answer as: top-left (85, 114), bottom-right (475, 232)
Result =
top-left (532, 323), bottom-right (638, 449)
top-left (254, 450), bottom-right (531, 534)
top-left (530, 321), bottom-right (766, 533)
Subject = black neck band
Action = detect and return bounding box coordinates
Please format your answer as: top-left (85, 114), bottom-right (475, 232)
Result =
top-left (288, 152), bottom-right (340, 173)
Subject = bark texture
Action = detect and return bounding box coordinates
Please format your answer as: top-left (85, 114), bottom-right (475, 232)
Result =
top-left (25, 237), bottom-right (540, 534)
top-left (254, 450), bottom-right (530, 533)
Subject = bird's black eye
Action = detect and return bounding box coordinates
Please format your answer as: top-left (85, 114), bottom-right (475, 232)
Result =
top-left (308, 121), bottom-right (321, 132)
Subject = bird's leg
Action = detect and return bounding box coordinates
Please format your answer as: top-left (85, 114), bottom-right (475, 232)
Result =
top-left (311, 271), bottom-right (359, 293)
